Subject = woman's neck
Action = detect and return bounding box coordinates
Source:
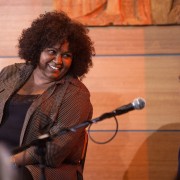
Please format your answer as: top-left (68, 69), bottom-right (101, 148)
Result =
top-left (32, 68), bottom-right (55, 85)
top-left (17, 71), bottom-right (54, 95)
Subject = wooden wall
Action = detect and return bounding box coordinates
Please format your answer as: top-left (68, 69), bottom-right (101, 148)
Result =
top-left (83, 26), bottom-right (180, 180)
top-left (0, 1), bottom-right (180, 180)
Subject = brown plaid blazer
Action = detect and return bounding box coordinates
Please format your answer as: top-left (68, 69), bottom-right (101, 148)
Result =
top-left (0, 63), bottom-right (93, 180)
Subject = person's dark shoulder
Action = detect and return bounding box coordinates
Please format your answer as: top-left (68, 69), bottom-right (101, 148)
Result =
top-left (68, 75), bottom-right (90, 94)
top-left (0, 63), bottom-right (30, 81)
top-left (0, 63), bottom-right (25, 73)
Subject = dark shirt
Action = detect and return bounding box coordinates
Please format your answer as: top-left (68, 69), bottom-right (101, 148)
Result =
top-left (0, 94), bottom-right (38, 149)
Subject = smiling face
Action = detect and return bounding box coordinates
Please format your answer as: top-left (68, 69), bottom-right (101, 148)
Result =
top-left (34, 41), bottom-right (72, 83)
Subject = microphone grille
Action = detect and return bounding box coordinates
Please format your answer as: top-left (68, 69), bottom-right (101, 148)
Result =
top-left (132, 97), bottom-right (146, 110)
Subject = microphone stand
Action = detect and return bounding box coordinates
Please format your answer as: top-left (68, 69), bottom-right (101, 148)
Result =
top-left (12, 110), bottom-right (115, 154)
top-left (11, 110), bottom-right (128, 180)
top-left (35, 134), bottom-right (50, 180)
top-left (38, 144), bottom-right (46, 180)
top-left (12, 134), bottom-right (52, 180)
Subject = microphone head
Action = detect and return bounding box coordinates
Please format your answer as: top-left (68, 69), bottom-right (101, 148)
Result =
top-left (132, 97), bottom-right (146, 110)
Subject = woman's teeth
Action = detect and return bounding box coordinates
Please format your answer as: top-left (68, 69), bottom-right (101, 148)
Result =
top-left (49, 64), bottom-right (59, 70)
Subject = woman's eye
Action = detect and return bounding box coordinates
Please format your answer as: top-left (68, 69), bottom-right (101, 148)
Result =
top-left (47, 49), bottom-right (56, 55)
top-left (61, 53), bottom-right (72, 59)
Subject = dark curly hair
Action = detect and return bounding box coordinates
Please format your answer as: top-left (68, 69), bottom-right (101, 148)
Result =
top-left (18, 11), bottom-right (95, 78)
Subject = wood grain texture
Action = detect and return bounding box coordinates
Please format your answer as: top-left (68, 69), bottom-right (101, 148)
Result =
top-left (0, 5), bottom-right (180, 56)
top-left (0, 1), bottom-right (180, 179)
top-left (89, 26), bottom-right (180, 55)
top-left (1, 55), bottom-right (179, 130)
top-left (84, 130), bottom-right (180, 180)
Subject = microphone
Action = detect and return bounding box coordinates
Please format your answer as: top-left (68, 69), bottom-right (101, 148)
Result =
top-left (115, 97), bottom-right (146, 114)
top-left (12, 98), bottom-right (146, 156)
top-left (93, 97), bottom-right (146, 122)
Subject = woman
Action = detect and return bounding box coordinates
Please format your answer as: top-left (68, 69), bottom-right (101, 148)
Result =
top-left (0, 11), bottom-right (94, 180)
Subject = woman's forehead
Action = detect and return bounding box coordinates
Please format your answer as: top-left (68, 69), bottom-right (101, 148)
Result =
top-left (51, 41), bottom-right (69, 50)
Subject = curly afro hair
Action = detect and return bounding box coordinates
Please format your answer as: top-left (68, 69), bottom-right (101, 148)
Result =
top-left (18, 11), bottom-right (95, 78)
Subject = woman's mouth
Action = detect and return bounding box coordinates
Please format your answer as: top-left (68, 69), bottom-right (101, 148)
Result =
top-left (48, 64), bottom-right (62, 70)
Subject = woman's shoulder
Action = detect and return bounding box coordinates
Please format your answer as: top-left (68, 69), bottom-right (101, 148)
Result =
top-left (68, 75), bottom-right (90, 93)
top-left (0, 62), bottom-right (33, 80)
top-left (0, 62), bottom-right (26, 72)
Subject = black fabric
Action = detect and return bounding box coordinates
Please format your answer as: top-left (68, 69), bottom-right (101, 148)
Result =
top-left (17, 166), bottom-right (34, 180)
top-left (0, 94), bottom-right (38, 149)
top-left (77, 171), bottom-right (83, 180)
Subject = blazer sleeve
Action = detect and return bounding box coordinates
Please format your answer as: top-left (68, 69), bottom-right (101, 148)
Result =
top-left (27, 82), bottom-right (93, 167)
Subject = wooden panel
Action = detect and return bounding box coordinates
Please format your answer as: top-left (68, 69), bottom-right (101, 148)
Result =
top-left (84, 130), bottom-right (180, 180)
top-left (145, 57), bottom-right (180, 129)
top-left (0, 0), bottom-right (53, 56)
top-left (1, 55), bottom-right (179, 180)
top-left (1, 55), bottom-right (179, 131)
top-left (1, 26), bottom-right (180, 56)
top-left (85, 132), bottom-right (149, 180)
top-left (83, 55), bottom-right (180, 130)
top-left (0, 1), bottom-right (180, 56)
top-left (89, 26), bottom-right (180, 55)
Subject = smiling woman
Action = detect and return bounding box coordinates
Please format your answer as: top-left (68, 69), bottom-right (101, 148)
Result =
top-left (0, 11), bottom-right (95, 180)
top-left (37, 42), bottom-right (72, 82)
top-left (18, 42), bottom-right (73, 95)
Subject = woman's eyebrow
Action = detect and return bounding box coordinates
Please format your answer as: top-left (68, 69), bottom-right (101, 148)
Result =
top-left (47, 47), bottom-right (71, 53)
top-left (62, 51), bottom-right (71, 53)
top-left (47, 47), bottom-right (58, 50)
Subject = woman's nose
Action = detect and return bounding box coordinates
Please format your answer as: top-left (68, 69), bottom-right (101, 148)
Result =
top-left (53, 54), bottom-right (62, 64)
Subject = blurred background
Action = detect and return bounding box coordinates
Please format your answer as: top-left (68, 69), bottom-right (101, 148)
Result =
top-left (0, 1), bottom-right (180, 179)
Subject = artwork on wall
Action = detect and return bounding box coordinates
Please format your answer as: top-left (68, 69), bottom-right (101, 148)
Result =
top-left (54, 0), bottom-right (180, 26)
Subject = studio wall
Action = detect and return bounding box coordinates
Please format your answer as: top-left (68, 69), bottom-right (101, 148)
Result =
top-left (0, 1), bottom-right (180, 179)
